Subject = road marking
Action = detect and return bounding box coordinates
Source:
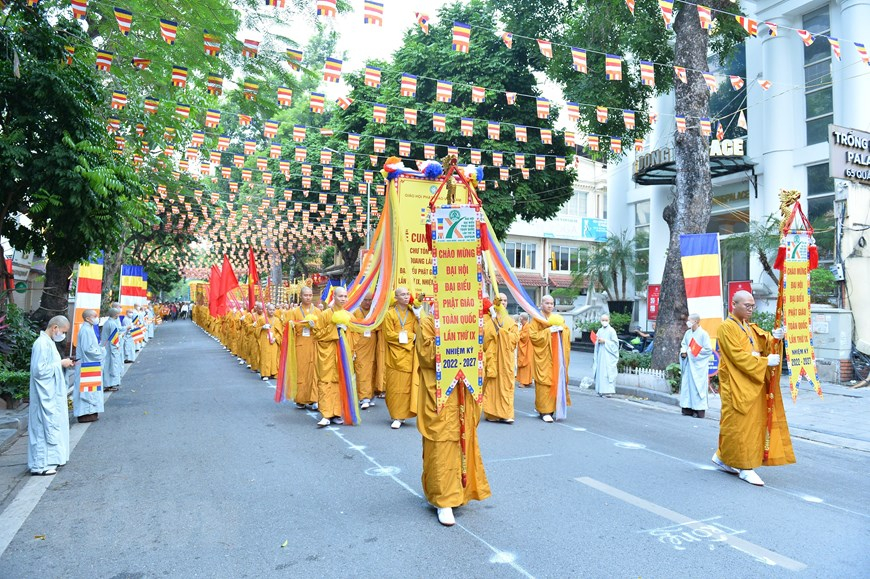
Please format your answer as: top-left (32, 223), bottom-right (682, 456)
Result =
top-left (488, 453), bottom-right (553, 463)
top-left (575, 476), bottom-right (807, 571)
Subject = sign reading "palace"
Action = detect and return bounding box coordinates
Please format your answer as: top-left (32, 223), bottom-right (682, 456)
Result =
top-left (829, 124), bottom-right (870, 185)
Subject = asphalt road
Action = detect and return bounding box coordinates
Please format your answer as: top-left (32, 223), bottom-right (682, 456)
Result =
top-left (1, 320), bottom-right (867, 578)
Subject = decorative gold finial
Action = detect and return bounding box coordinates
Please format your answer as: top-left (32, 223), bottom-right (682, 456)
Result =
top-left (778, 189), bottom-right (801, 220)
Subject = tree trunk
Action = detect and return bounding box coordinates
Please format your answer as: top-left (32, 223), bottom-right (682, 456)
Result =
top-left (101, 246), bottom-right (127, 311)
top-left (32, 260), bottom-right (74, 328)
top-left (651, 6), bottom-right (714, 370)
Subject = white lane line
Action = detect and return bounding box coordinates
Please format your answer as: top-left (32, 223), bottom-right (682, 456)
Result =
top-left (0, 346), bottom-right (142, 558)
top-left (488, 454), bottom-right (553, 464)
top-left (518, 409), bottom-right (870, 520)
top-left (575, 476), bottom-right (807, 572)
top-left (318, 416), bottom-right (536, 578)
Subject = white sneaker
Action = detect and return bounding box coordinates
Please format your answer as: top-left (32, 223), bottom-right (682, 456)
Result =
top-left (739, 469), bottom-right (765, 486)
top-left (238, 360), bottom-right (244, 365)
top-left (316, 418), bottom-right (331, 428)
top-left (437, 507), bottom-right (455, 527)
top-left (391, 419), bottom-right (402, 429)
top-left (261, 377), bottom-right (269, 382)
top-left (360, 399), bottom-right (371, 409)
top-left (504, 418), bottom-right (515, 424)
top-left (711, 453), bottom-right (739, 475)
top-left (542, 414), bottom-right (554, 423)
top-left (332, 417), bottom-right (344, 425)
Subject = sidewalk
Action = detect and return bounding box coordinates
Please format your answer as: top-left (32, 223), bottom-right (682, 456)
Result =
top-left (567, 349), bottom-right (870, 453)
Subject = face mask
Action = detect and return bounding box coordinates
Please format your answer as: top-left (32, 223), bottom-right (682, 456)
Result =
top-left (686, 321), bottom-right (694, 329)
top-left (601, 322), bottom-right (609, 328)
top-left (52, 332), bottom-right (66, 343)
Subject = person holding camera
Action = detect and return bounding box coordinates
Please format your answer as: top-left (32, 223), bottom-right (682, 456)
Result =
top-left (711, 291), bottom-right (795, 486)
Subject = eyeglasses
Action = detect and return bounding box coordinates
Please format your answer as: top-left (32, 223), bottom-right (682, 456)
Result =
top-left (739, 303), bottom-right (756, 309)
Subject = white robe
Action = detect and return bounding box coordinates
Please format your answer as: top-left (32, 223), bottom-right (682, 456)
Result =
top-left (679, 327), bottom-right (713, 411)
top-left (593, 325), bottom-right (619, 395)
top-left (27, 332), bottom-right (70, 471)
top-left (100, 317), bottom-right (123, 387)
top-left (72, 322), bottom-right (105, 416)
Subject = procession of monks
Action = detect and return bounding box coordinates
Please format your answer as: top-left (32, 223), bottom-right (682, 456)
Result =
top-left (192, 287), bottom-right (572, 526)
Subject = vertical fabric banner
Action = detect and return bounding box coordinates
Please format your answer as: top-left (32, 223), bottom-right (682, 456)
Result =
top-left (680, 233), bottom-right (724, 376)
top-left (119, 265), bottom-right (138, 314)
top-left (72, 260), bottom-right (103, 348)
top-left (430, 205), bottom-right (483, 412)
top-left (782, 232), bottom-right (822, 399)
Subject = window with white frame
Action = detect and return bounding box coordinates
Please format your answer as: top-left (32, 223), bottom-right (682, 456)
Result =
top-left (551, 245), bottom-right (579, 272)
top-left (803, 7), bottom-right (833, 146)
top-left (505, 241), bottom-right (537, 270)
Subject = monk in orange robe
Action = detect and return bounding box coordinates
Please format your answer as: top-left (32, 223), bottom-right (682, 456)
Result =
top-left (515, 313), bottom-right (533, 387)
top-left (417, 310), bottom-right (490, 526)
top-left (482, 296), bottom-right (520, 422)
top-left (257, 304), bottom-right (283, 380)
top-left (383, 287), bottom-right (417, 429)
top-left (352, 293), bottom-right (384, 409)
top-left (313, 287), bottom-right (351, 427)
top-left (528, 295), bottom-right (571, 423)
top-left (712, 290), bottom-right (795, 486)
top-left (289, 287), bottom-right (321, 409)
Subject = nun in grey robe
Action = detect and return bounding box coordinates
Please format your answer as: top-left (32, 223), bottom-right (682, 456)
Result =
top-left (72, 319), bottom-right (105, 419)
top-left (28, 331), bottom-right (70, 473)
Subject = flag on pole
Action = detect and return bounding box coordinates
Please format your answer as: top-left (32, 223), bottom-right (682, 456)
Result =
top-left (72, 260), bottom-right (103, 348)
top-left (679, 233), bottom-right (724, 340)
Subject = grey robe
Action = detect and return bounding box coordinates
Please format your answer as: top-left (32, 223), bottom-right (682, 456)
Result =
top-left (72, 322), bottom-right (105, 416)
top-left (593, 325), bottom-right (619, 395)
top-left (100, 317), bottom-right (123, 387)
top-left (146, 308), bottom-right (155, 339)
top-left (679, 327), bottom-right (713, 411)
top-left (28, 332), bottom-right (70, 471)
top-left (121, 314), bottom-right (135, 361)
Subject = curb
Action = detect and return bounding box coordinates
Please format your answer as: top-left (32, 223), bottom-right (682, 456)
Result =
top-left (568, 378), bottom-right (679, 406)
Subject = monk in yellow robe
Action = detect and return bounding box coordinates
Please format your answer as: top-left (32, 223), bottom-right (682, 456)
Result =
top-left (247, 303), bottom-right (263, 373)
top-left (257, 304), bottom-right (283, 380)
top-left (313, 287), bottom-right (351, 427)
top-left (712, 290), bottom-right (795, 486)
top-left (528, 295), bottom-right (571, 423)
top-left (483, 296), bottom-right (520, 423)
top-left (516, 313), bottom-right (533, 387)
top-left (352, 294), bottom-right (384, 410)
top-left (383, 287), bottom-right (417, 429)
top-left (289, 287), bottom-right (321, 409)
top-left (417, 310), bottom-right (491, 527)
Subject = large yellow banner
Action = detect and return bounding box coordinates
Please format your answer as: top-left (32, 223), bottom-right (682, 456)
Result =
top-left (431, 205), bottom-right (483, 410)
top-left (391, 176), bottom-right (470, 300)
top-left (783, 232), bottom-right (822, 399)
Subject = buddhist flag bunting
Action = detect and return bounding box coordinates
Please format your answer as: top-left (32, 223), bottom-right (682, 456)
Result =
top-left (623, 110), bottom-right (635, 129)
top-left (736, 16), bottom-right (758, 37)
top-left (295, 146), bottom-right (307, 161)
top-left (324, 57), bottom-right (342, 82)
top-left (499, 167), bottom-right (509, 180)
top-left (515, 153), bottom-right (525, 168)
top-left (625, 0), bottom-right (634, 15)
top-left (697, 5), bottom-right (712, 30)
top-left (317, 0), bottom-right (336, 17)
top-left (336, 96), bottom-right (353, 110)
top-left (515, 126), bottom-right (527, 142)
top-left (400, 73), bottom-right (417, 97)
top-left (71, 0), bottom-right (88, 19)
top-left (797, 30), bottom-right (814, 46)
top-left (436, 81), bottom-right (453, 102)
top-left (424, 144), bottom-right (436, 159)
top-left (277, 87), bottom-right (293, 107)
top-left (461, 118), bottom-right (474, 136)
top-left (207, 74), bottom-right (223, 95)
top-left (203, 30), bottom-right (221, 56)
top-left (433, 113), bottom-right (446, 132)
top-left (287, 48), bottom-right (303, 70)
top-left (730, 75), bottom-right (745, 90)
top-left (716, 121), bottom-right (725, 140)
top-left (699, 117), bottom-right (712, 137)
top-left (65, 46), bottom-right (75, 65)
top-left (502, 32), bottom-right (513, 49)
top-left (737, 110), bottom-right (747, 130)
top-left (144, 97), bottom-right (159, 114)
top-left (571, 47), bottom-right (587, 73)
top-left (564, 131), bottom-right (575, 146)
top-left (702, 72), bottom-right (718, 91)
top-left (676, 115), bottom-right (686, 133)
top-left (537, 39), bottom-right (553, 58)
top-left (264, 120), bottom-right (279, 138)
top-left (131, 57), bottom-right (151, 69)
top-left (605, 54), bottom-right (623, 80)
top-left (191, 131), bottom-right (204, 147)
top-left (588, 135), bottom-right (599, 151)
top-left (175, 103), bottom-right (190, 119)
top-left (397, 140), bottom-right (410, 156)
top-left (659, 0), bottom-right (673, 27)
top-left (364, 1), bottom-right (383, 26)
top-left (243, 81), bottom-right (259, 100)
top-left (536, 97), bottom-right (550, 119)
top-left (493, 152), bottom-right (503, 166)
top-left (453, 22), bottom-right (471, 53)
top-left (238, 114), bottom-right (252, 126)
top-left (765, 21), bottom-right (778, 37)
top-left (365, 66), bottom-right (382, 88)
top-left (757, 79), bottom-right (772, 90)
top-left (416, 12), bottom-right (430, 34)
top-left (171, 66), bottom-right (188, 87)
top-left (242, 39), bottom-right (260, 58)
top-left (265, 0), bottom-right (285, 7)
top-left (829, 37), bottom-right (841, 60)
top-left (310, 93), bottom-right (325, 113)
top-left (348, 134), bottom-right (360, 150)
top-left (679, 233), bottom-right (724, 339)
top-left (610, 137), bottom-right (622, 154)
top-left (505, 92), bottom-right (517, 105)
top-left (372, 104), bottom-right (387, 123)
top-left (96, 50), bottom-right (113, 71)
top-left (540, 128), bottom-right (552, 144)
top-left (596, 106), bottom-right (608, 123)
top-left (536, 156), bottom-right (545, 170)
top-left (634, 138), bottom-right (645, 152)
top-left (471, 85), bottom-right (485, 103)
top-left (856, 43), bottom-right (869, 66)
top-left (404, 108), bottom-right (418, 125)
top-left (160, 19), bottom-right (178, 44)
top-left (640, 60), bottom-right (655, 86)
top-left (111, 91), bottom-right (127, 109)
top-left (471, 149), bottom-right (482, 164)
top-left (488, 121), bottom-right (500, 140)
top-left (566, 102), bottom-right (580, 121)
top-left (114, 7), bottom-right (133, 35)
top-left (674, 66), bottom-right (687, 83)
top-left (373, 138), bottom-right (386, 153)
